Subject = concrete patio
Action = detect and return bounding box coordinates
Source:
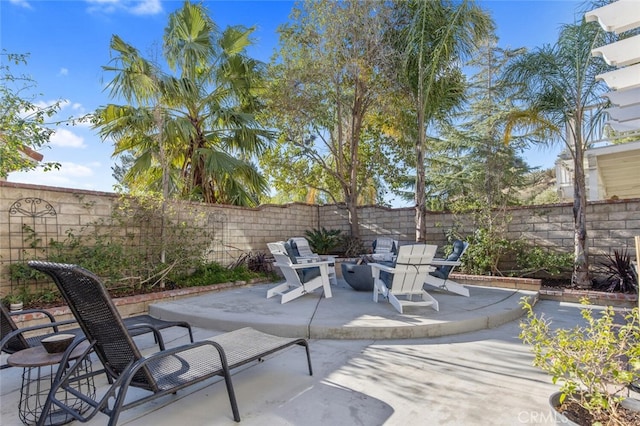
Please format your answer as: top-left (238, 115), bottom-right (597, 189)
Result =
top-left (1, 281), bottom-right (637, 425)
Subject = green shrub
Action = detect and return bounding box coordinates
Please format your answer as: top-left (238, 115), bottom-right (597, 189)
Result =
top-left (304, 227), bottom-right (342, 254)
top-left (520, 298), bottom-right (640, 424)
top-left (460, 228), bottom-right (511, 275)
top-left (173, 263), bottom-right (267, 287)
top-left (514, 244), bottom-right (574, 277)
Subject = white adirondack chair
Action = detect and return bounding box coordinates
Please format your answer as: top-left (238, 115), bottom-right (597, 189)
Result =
top-left (288, 237), bottom-right (337, 285)
top-left (267, 242), bottom-right (333, 304)
top-left (423, 240), bottom-right (470, 297)
top-left (370, 244), bottom-right (439, 313)
top-left (371, 237), bottom-right (399, 261)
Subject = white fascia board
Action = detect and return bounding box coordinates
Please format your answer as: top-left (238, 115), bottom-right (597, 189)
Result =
top-left (586, 139), bottom-right (640, 156)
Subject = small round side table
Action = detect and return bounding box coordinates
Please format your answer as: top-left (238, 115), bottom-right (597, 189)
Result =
top-left (7, 340), bottom-right (95, 426)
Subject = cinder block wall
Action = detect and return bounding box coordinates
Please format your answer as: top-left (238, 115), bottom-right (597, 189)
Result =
top-left (2, 181), bottom-right (639, 294)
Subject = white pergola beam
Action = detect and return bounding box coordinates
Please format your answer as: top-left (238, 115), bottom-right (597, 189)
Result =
top-left (591, 34), bottom-right (640, 67)
top-left (605, 104), bottom-right (640, 122)
top-left (596, 63), bottom-right (640, 91)
top-left (606, 118), bottom-right (640, 132)
top-left (602, 86), bottom-right (640, 107)
top-left (585, 0), bottom-right (640, 34)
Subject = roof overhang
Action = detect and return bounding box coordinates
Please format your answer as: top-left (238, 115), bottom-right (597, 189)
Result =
top-left (586, 140), bottom-right (640, 199)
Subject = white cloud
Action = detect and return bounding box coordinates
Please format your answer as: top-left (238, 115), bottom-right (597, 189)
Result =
top-left (130, 0), bottom-right (162, 15)
top-left (85, 0), bottom-right (162, 15)
top-left (58, 68), bottom-right (69, 76)
top-left (50, 128), bottom-right (86, 148)
top-left (9, 0), bottom-right (32, 9)
top-left (8, 162), bottom-right (93, 187)
top-left (33, 100), bottom-right (57, 109)
top-left (58, 162), bottom-right (96, 177)
top-left (8, 161), bottom-right (117, 192)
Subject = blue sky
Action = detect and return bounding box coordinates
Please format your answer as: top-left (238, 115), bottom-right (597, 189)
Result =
top-left (2, 0), bottom-right (584, 202)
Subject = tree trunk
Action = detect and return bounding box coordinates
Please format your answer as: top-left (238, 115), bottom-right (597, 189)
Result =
top-left (415, 94), bottom-right (427, 243)
top-left (345, 193), bottom-right (360, 240)
top-left (572, 126), bottom-right (590, 288)
top-left (348, 82), bottom-right (364, 241)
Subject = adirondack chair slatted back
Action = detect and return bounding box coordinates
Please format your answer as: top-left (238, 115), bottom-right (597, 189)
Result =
top-left (391, 244), bottom-right (437, 293)
top-left (28, 261), bottom-right (159, 392)
top-left (288, 238), bottom-right (317, 258)
top-left (431, 240), bottom-right (469, 280)
top-left (269, 241), bottom-right (322, 283)
top-left (373, 238), bottom-right (398, 255)
top-left (0, 303), bottom-right (30, 353)
top-left (268, 242), bottom-right (305, 285)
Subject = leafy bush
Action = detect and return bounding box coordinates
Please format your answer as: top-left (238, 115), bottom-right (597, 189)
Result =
top-left (514, 244), bottom-right (574, 277)
top-left (173, 263), bottom-right (265, 287)
top-left (304, 227), bottom-right (342, 254)
top-left (460, 228), bottom-right (511, 275)
top-left (520, 298), bottom-right (640, 425)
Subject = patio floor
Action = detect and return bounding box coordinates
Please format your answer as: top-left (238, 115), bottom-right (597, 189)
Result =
top-left (1, 281), bottom-right (637, 425)
top-left (148, 281), bottom-right (535, 340)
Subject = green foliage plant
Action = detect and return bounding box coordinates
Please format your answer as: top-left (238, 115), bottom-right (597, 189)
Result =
top-left (173, 263), bottom-right (265, 288)
top-left (459, 227), bottom-right (511, 275)
top-left (96, 2), bottom-right (270, 206)
top-left (597, 249), bottom-right (638, 294)
top-left (262, 0), bottom-right (397, 238)
top-left (503, 19), bottom-right (614, 287)
top-left (0, 51), bottom-right (62, 177)
top-left (8, 193), bottom-right (232, 305)
top-left (515, 244), bottom-right (574, 278)
top-left (3, 293), bottom-right (22, 305)
top-left (304, 227), bottom-right (342, 255)
top-left (392, 0), bottom-right (493, 242)
top-left (520, 298), bottom-right (640, 425)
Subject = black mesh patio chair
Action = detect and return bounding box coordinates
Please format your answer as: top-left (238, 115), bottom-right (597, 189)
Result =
top-left (1, 298), bottom-right (195, 369)
top-left (28, 261), bottom-right (313, 425)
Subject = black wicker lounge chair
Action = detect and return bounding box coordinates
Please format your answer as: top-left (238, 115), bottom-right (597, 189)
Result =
top-left (28, 261), bottom-right (312, 425)
top-left (1, 303), bottom-right (82, 369)
top-left (1, 297), bottom-right (194, 369)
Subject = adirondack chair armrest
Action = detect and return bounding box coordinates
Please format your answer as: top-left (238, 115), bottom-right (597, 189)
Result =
top-left (274, 261), bottom-right (331, 270)
top-left (430, 259), bottom-right (461, 267)
top-left (368, 263), bottom-right (396, 274)
top-left (296, 256), bottom-right (319, 263)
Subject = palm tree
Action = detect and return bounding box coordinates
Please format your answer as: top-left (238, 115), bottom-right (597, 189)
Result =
top-left (502, 20), bottom-right (612, 287)
top-left (95, 1), bottom-right (271, 206)
top-left (394, 0), bottom-right (493, 242)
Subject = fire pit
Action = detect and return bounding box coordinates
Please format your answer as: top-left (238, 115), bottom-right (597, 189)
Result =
top-left (341, 262), bottom-right (374, 291)
top-left (341, 256), bottom-right (395, 292)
